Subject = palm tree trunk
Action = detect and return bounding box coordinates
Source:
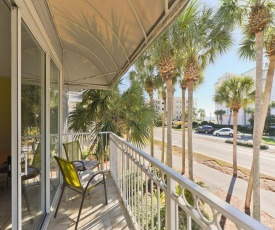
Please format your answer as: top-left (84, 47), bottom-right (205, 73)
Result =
top-left (182, 88), bottom-right (186, 174)
top-left (166, 78), bottom-right (174, 168)
top-left (161, 98), bottom-right (166, 163)
top-left (245, 170), bottom-right (253, 215)
top-left (233, 110), bottom-right (238, 176)
top-left (187, 80), bottom-right (194, 181)
top-left (251, 31), bottom-right (264, 221)
top-left (245, 54), bottom-right (275, 215)
top-left (244, 109), bottom-right (247, 125)
top-left (149, 92), bottom-right (154, 157)
top-left (260, 55), bottom-right (275, 133)
top-left (228, 109), bottom-right (232, 125)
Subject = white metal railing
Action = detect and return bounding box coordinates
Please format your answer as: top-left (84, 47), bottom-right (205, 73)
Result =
top-left (61, 132), bottom-right (268, 229)
top-left (108, 132), bottom-right (269, 230)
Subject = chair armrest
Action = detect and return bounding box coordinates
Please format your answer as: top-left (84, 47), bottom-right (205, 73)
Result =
top-left (84, 171), bottom-right (105, 192)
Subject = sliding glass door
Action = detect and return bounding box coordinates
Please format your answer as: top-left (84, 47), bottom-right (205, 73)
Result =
top-left (21, 22), bottom-right (45, 229)
top-left (11, 4), bottom-right (61, 229)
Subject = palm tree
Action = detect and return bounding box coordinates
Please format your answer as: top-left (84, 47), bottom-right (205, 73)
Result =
top-left (214, 76), bottom-right (255, 175)
top-left (151, 29), bottom-right (176, 168)
top-left (157, 85), bottom-right (167, 163)
top-left (180, 79), bottom-right (187, 174)
top-left (68, 81), bottom-right (155, 149)
top-left (214, 109), bottom-right (226, 124)
top-left (129, 55), bottom-right (162, 157)
top-left (214, 110), bottom-right (220, 124)
top-left (270, 101), bottom-right (275, 112)
top-left (174, 4), bottom-right (233, 180)
top-left (220, 110), bottom-right (226, 124)
top-left (218, 0), bottom-right (274, 219)
top-left (247, 6), bottom-right (272, 219)
top-left (228, 109), bottom-right (232, 125)
top-left (245, 28), bottom-right (275, 216)
top-left (198, 109), bottom-right (206, 121)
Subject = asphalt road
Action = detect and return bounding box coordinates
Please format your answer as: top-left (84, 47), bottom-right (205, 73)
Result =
top-left (154, 127), bottom-right (275, 177)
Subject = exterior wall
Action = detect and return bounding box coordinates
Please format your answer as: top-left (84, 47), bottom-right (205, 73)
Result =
top-left (154, 96), bottom-right (197, 120)
top-left (215, 66), bottom-right (275, 126)
top-left (0, 77), bottom-right (11, 163)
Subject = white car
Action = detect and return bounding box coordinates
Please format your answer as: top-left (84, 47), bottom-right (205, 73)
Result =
top-left (213, 128), bottom-right (234, 137)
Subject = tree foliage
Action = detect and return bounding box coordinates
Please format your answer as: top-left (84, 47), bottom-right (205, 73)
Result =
top-left (68, 81), bottom-right (155, 148)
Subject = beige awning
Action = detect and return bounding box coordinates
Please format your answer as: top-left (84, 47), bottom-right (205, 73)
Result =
top-left (47, 0), bottom-right (189, 90)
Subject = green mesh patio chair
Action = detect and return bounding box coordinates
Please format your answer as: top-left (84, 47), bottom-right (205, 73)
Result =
top-left (54, 156), bottom-right (107, 230)
top-left (63, 140), bottom-right (100, 172)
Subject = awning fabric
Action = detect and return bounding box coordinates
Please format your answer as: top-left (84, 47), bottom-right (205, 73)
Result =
top-left (47, 0), bottom-right (189, 90)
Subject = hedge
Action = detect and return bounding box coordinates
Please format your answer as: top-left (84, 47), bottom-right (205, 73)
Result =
top-left (225, 139), bottom-right (269, 150)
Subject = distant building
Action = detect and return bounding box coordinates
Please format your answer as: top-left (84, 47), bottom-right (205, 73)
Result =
top-left (214, 63), bottom-right (275, 126)
top-left (154, 96), bottom-right (198, 120)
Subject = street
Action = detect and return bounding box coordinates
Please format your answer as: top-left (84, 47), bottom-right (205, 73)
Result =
top-left (154, 127), bottom-right (275, 177)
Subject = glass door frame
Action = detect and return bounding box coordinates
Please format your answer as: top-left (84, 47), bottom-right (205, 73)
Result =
top-left (11, 3), bottom-right (63, 229)
top-left (11, 5), bottom-right (22, 230)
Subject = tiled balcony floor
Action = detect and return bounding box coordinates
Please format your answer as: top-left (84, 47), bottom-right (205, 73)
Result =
top-left (48, 173), bottom-right (134, 230)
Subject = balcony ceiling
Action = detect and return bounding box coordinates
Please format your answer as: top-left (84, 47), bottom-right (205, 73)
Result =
top-left (47, 0), bottom-right (189, 90)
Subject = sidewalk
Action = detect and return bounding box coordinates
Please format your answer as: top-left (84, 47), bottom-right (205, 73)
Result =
top-left (144, 146), bottom-right (275, 221)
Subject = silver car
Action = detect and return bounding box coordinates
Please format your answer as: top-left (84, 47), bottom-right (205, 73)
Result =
top-left (213, 128), bottom-right (234, 137)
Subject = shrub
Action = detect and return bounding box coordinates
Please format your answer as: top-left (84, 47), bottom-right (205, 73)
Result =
top-left (238, 126), bottom-right (253, 134)
top-left (213, 124), bottom-right (233, 129)
top-left (172, 121), bottom-right (182, 129)
top-left (200, 121), bottom-right (209, 125)
top-left (264, 128), bottom-right (275, 136)
top-left (192, 121), bottom-right (199, 128)
top-left (225, 140), bottom-right (269, 150)
top-left (174, 124), bottom-right (182, 129)
top-left (208, 122), bottom-right (215, 127)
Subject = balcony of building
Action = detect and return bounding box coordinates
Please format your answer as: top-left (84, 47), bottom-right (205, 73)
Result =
top-left (45, 132), bottom-right (268, 230)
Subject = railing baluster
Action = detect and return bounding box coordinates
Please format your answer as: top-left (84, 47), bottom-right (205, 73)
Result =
top-left (175, 204), bottom-right (179, 230)
top-left (157, 185), bottom-right (160, 230)
top-left (151, 175), bottom-right (154, 230)
top-left (146, 173), bottom-right (148, 230)
top-left (187, 214), bottom-right (191, 230)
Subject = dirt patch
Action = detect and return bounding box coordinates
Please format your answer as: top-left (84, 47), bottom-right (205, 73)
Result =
top-left (214, 190), bottom-right (275, 230)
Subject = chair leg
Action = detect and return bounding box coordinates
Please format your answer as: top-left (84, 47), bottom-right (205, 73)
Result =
top-left (103, 175), bottom-right (108, 204)
top-left (75, 192), bottom-right (86, 230)
top-left (54, 184), bottom-right (65, 218)
top-left (22, 185), bottom-right (34, 224)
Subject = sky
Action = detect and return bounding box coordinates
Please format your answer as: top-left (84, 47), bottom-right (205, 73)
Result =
top-left (122, 0), bottom-right (260, 118)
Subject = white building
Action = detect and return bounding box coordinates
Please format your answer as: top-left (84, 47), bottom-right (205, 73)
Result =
top-left (154, 96), bottom-right (198, 120)
top-left (215, 64), bottom-right (275, 126)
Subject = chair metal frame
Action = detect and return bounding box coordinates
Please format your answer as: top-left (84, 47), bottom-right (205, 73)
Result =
top-left (63, 140), bottom-right (100, 172)
top-left (54, 156), bottom-right (107, 230)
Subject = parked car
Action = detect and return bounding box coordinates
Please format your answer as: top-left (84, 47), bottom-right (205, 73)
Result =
top-left (213, 128), bottom-right (234, 137)
top-left (195, 125), bottom-right (214, 134)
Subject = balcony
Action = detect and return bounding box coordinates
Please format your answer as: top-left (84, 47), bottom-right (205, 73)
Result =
top-left (47, 132), bottom-right (268, 230)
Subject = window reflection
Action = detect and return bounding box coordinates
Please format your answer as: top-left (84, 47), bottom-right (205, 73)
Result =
top-left (50, 59), bottom-right (59, 203)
